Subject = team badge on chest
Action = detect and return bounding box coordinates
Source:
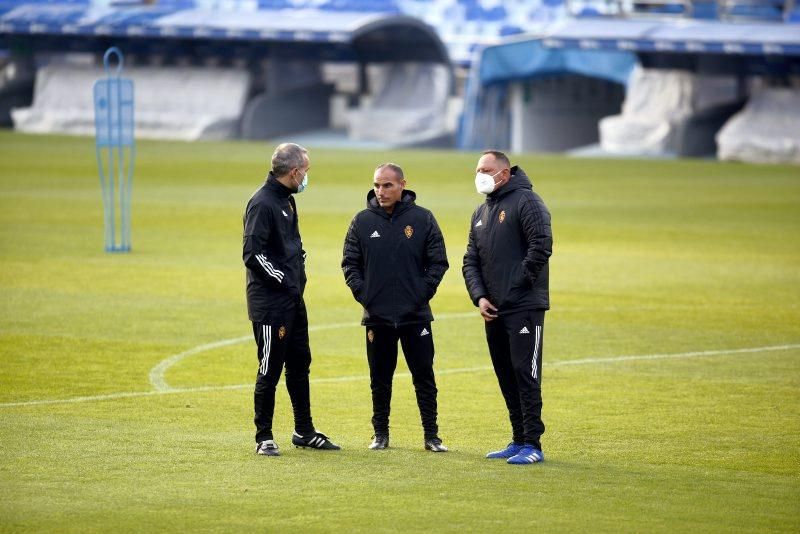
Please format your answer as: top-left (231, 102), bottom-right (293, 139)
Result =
top-left (278, 326), bottom-right (286, 340)
top-left (367, 330), bottom-right (375, 343)
top-left (404, 225), bottom-right (414, 239)
top-left (499, 210), bottom-right (506, 223)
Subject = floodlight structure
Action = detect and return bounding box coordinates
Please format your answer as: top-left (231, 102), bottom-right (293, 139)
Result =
top-left (94, 47), bottom-right (134, 252)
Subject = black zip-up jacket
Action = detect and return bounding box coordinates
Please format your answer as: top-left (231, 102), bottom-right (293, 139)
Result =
top-left (342, 189), bottom-right (449, 327)
top-left (462, 166), bottom-right (552, 313)
top-left (243, 173), bottom-right (306, 322)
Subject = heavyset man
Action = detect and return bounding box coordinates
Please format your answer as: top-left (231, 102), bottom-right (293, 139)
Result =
top-left (243, 142), bottom-right (340, 456)
top-left (462, 150), bottom-right (553, 465)
top-left (342, 163), bottom-right (450, 452)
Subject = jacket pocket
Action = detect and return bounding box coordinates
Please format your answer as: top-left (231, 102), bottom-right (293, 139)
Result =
top-left (397, 274), bottom-right (426, 311)
top-left (500, 263), bottom-right (528, 307)
top-left (358, 278), bottom-right (372, 307)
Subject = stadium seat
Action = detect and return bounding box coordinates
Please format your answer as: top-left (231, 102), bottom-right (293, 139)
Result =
top-left (691, 1), bottom-right (718, 19)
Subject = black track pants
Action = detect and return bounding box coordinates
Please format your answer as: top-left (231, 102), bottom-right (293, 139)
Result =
top-left (485, 309), bottom-right (545, 448)
top-left (252, 299), bottom-right (315, 443)
top-left (366, 323), bottom-right (439, 439)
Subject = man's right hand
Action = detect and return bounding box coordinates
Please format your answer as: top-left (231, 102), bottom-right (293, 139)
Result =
top-left (478, 297), bottom-right (498, 322)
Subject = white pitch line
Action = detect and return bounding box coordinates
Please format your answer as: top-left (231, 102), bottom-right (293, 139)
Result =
top-left (149, 312), bottom-right (476, 392)
top-left (2, 343), bottom-right (798, 409)
top-left (551, 344), bottom-right (800, 366)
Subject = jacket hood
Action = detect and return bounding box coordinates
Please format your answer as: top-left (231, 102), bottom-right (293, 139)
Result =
top-left (488, 166), bottom-right (532, 201)
top-left (366, 189), bottom-right (417, 217)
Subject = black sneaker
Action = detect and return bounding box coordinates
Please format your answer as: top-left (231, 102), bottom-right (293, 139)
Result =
top-left (256, 440), bottom-right (280, 456)
top-left (369, 434), bottom-right (389, 450)
top-left (424, 437), bottom-right (448, 452)
top-left (292, 430), bottom-right (341, 450)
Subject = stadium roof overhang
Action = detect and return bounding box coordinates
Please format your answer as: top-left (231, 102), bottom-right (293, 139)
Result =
top-left (476, 18), bottom-right (800, 86)
top-left (459, 18), bottom-right (800, 150)
top-left (0, 2), bottom-right (450, 64)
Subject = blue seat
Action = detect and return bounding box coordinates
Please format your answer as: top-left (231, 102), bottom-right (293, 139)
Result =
top-left (574, 6), bottom-right (604, 18)
top-left (692, 1), bottom-right (718, 19)
top-left (499, 24), bottom-right (524, 36)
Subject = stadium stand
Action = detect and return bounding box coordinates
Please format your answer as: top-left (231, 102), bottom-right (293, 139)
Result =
top-left (346, 62), bottom-right (450, 143)
top-left (716, 86), bottom-right (800, 163)
top-left (459, 2), bottom-right (800, 162)
top-left (567, 0), bottom-right (798, 20)
top-left (599, 66), bottom-right (742, 155)
top-left (0, 0), bottom-right (452, 143)
top-left (12, 61), bottom-right (250, 139)
top-left (240, 59), bottom-right (334, 140)
top-left (2, 0), bottom-right (799, 159)
top-left (718, 0), bottom-right (792, 21)
top-left (396, 0), bottom-right (564, 64)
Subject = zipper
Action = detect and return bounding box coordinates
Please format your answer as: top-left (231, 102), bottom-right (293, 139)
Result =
top-left (389, 214), bottom-right (398, 329)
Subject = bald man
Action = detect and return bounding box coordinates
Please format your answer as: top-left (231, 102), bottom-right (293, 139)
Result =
top-left (342, 163), bottom-right (449, 452)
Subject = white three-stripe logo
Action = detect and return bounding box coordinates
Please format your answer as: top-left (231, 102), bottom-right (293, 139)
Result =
top-left (255, 253), bottom-right (284, 283)
top-left (421, 328), bottom-right (429, 336)
top-left (531, 325), bottom-right (541, 380)
top-left (370, 231), bottom-right (380, 238)
top-left (282, 210), bottom-right (288, 217)
top-left (475, 220), bottom-right (482, 227)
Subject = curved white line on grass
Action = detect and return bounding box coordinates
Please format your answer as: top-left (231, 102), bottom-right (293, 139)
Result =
top-left (2, 343), bottom-right (798, 408)
top-left (148, 336), bottom-right (252, 392)
top-left (148, 312), bottom-right (476, 392)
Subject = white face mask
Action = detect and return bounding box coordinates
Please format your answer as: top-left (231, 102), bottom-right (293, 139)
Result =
top-left (475, 169), bottom-right (502, 195)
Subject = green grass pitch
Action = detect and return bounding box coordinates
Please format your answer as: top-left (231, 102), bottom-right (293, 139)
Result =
top-left (1, 131), bottom-right (798, 531)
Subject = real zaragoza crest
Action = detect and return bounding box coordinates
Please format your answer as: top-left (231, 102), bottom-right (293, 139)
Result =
top-left (367, 330), bottom-right (375, 343)
top-left (278, 326), bottom-right (286, 340)
top-left (404, 225), bottom-right (413, 238)
top-left (499, 210), bottom-right (506, 223)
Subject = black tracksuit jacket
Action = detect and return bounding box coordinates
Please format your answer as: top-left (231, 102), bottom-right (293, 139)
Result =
top-left (342, 190), bottom-right (449, 327)
top-left (243, 173), bottom-right (306, 323)
top-left (462, 166), bottom-right (552, 313)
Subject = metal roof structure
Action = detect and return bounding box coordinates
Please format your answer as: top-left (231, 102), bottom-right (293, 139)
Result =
top-left (0, 1), bottom-right (450, 63)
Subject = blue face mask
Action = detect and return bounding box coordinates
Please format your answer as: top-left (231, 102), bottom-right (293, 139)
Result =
top-left (294, 171), bottom-right (309, 194)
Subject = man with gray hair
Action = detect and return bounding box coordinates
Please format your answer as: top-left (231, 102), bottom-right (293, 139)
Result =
top-left (243, 142), bottom-right (340, 456)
